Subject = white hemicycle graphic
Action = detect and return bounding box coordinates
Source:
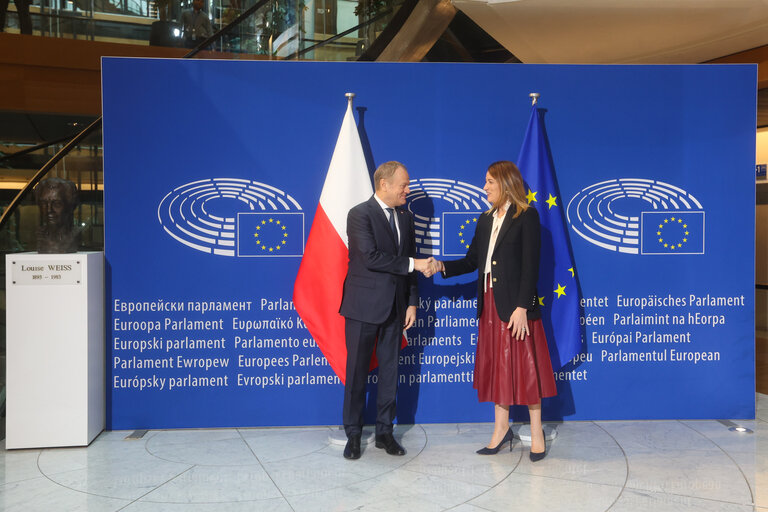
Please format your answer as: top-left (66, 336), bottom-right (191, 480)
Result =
top-left (157, 178), bottom-right (303, 257)
top-left (566, 178), bottom-right (704, 255)
top-left (406, 178), bottom-right (491, 257)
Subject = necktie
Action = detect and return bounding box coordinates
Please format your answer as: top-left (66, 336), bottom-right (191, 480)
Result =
top-left (386, 208), bottom-right (398, 246)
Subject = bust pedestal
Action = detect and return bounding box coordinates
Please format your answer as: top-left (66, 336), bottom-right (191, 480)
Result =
top-left (5, 252), bottom-right (105, 449)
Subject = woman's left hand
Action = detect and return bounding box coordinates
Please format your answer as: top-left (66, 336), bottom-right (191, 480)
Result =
top-left (507, 307), bottom-right (529, 340)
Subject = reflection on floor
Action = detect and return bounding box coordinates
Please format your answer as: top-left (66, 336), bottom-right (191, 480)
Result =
top-left (1, 394), bottom-right (767, 512)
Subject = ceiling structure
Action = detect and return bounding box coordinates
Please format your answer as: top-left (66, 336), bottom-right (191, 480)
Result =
top-left (452, 0), bottom-right (768, 64)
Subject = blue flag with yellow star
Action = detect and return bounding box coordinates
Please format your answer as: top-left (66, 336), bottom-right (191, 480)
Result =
top-left (442, 212), bottom-right (483, 256)
top-left (237, 212), bottom-right (304, 257)
top-left (517, 105), bottom-right (582, 368)
top-left (640, 211), bottom-right (705, 255)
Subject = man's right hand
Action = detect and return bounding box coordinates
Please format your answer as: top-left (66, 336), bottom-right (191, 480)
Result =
top-left (415, 257), bottom-right (443, 277)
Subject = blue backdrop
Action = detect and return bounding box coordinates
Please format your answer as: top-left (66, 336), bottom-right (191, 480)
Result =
top-left (102, 59), bottom-right (756, 429)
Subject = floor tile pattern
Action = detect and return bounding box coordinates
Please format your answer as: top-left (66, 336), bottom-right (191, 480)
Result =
top-left (1, 394), bottom-right (766, 511)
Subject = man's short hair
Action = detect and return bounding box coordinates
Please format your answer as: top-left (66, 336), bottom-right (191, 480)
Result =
top-left (373, 161), bottom-right (406, 190)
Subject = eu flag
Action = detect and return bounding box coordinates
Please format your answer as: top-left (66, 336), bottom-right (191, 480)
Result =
top-left (237, 212), bottom-right (305, 257)
top-left (442, 212), bottom-right (482, 257)
top-left (640, 211), bottom-right (705, 255)
top-left (517, 106), bottom-right (582, 368)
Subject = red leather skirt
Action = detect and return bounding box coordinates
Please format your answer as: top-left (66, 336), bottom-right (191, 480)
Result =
top-left (475, 280), bottom-right (558, 405)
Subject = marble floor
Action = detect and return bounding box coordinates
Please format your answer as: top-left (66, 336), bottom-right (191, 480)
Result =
top-left (1, 394), bottom-right (767, 512)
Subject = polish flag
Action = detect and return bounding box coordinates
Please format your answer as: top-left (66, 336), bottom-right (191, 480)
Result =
top-left (293, 96), bottom-right (373, 384)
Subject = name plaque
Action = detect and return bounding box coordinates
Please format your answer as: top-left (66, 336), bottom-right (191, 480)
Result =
top-left (11, 260), bottom-right (82, 286)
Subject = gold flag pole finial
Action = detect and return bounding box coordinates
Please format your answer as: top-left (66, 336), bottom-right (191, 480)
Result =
top-left (345, 92), bottom-right (356, 106)
top-left (530, 92), bottom-right (540, 106)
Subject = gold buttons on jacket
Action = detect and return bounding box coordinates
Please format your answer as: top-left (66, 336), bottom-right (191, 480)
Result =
top-left (493, 278), bottom-right (497, 283)
top-left (492, 260), bottom-right (497, 265)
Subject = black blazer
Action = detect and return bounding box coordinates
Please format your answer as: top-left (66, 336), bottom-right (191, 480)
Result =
top-left (443, 206), bottom-right (541, 321)
top-left (339, 196), bottom-right (419, 324)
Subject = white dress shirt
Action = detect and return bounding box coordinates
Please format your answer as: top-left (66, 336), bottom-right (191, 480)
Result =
top-left (483, 202), bottom-right (510, 290)
top-left (374, 194), bottom-right (414, 272)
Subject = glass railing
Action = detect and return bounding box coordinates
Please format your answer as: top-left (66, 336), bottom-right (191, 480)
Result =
top-left (2, 0), bottom-right (404, 59)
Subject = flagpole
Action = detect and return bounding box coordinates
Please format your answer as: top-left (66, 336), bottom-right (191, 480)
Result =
top-left (530, 92), bottom-right (540, 105)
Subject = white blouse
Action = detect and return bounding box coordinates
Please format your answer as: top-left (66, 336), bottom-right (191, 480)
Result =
top-left (483, 201), bottom-right (511, 290)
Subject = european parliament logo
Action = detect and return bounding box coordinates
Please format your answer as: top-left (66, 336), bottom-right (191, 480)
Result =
top-left (566, 178), bottom-right (704, 255)
top-left (405, 178), bottom-right (490, 257)
top-left (157, 178), bottom-right (304, 257)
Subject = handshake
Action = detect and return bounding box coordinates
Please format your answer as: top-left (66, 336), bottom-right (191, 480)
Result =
top-left (414, 257), bottom-right (444, 278)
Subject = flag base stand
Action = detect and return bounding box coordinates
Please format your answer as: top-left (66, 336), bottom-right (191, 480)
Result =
top-left (516, 424), bottom-right (557, 445)
top-left (328, 426), bottom-right (375, 446)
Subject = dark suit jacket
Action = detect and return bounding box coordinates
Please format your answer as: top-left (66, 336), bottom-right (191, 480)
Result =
top-left (339, 195), bottom-right (418, 324)
top-left (443, 206), bottom-right (541, 321)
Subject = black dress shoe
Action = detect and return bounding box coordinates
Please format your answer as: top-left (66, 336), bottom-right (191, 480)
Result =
top-left (529, 429), bottom-right (546, 462)
top-left (344, 435), bottom-right (361, 460)
top-left (375, 433), bottom-right (405, 456)
top-left (476, 427), bottom-right (514, 455)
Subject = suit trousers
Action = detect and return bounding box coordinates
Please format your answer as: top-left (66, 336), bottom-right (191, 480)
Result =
top-left (343, 304), bottom-right (402, 438)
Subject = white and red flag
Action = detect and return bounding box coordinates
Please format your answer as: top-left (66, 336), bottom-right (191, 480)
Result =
top-left (293, 95), bottom-right (373, 384)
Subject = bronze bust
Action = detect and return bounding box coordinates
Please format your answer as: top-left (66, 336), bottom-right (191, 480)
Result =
top-left (35, 178), bottom-right (82, 254)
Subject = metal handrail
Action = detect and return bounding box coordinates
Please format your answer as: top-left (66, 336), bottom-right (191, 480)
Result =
top-left (287, 7), bottom-right (395, 60)
top-left (0, 133), bottom-right (84, 164)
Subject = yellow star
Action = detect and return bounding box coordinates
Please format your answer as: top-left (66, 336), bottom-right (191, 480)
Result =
top-left (658, 238), bottom-right (663, 242)
top-left (254, 233), bottom-right (259, 238)
top-left (664, 243), bottom-right (668, 247)
top-left (465, 244), bottom-right (470, 249)
top-left (472, 217), bottom-right (477, 223)
top-left (281, 225), bottom-right (286, 230)
top-left (256, 240), bottom-right (261, 245)
top-left (664, 219), bottom-right (669, 223)
top-left (670, 246), bottom-right (675, 250)
top-left (538, 296), bottom-right (545, 307)
top-left (657, 231), bottom-right (661, 236)
top-left (526, 189), bottom-right (538, 204)
top-left (459, 231), bottom-right (463, 237)
top-left (658, 224), bottom-right (663, 229)
top-left (460, 239), bottom-right (465, 244)
top-left (683, 224), bottom-right (687, 228)
top-left (256, 226), bottom-right (261, 231)
top-left (677, 243), bottom-right (682, 247)
top-left (276, 246), bottom-right (281, 250)
top-left (677, 219), bottom-right (682, 223)
top-left (683, 238), bottom-right (687, 242)
top-left (685, 231), bottom-right (689, 236)
top-left (546, 194), bottom-right (558, 209)
top-left (261, 220), bottom-right (266, 225)
top-left (554, 284), bottom-right (566, 298)
top-left (282, 240), bottom-right (286, 245)
top-left (269, 218), bottom-right (274, 223)
top-left (269, 247), bottom-right (273, 252)
top-left (261, 245), bottom-right (266, 250)
top-left (568, 267), bottom-right (574, 277)
top-left (283, 233), bottom-right (288, 238)
top-left (276, 220), bottom-right (281, 225)
top-left (671, 217), bottom-right (676, 221)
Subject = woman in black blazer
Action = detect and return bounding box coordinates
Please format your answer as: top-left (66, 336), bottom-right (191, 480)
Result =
top-left (434, 161), bottom-right (557, 461)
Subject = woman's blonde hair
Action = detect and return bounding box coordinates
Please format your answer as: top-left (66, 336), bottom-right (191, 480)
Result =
top-left (487, 160), bottom-right (528, 218)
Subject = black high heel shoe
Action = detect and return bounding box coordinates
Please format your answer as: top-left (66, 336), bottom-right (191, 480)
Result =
top-left (476, 428), bottom-right (514, 455)
top-left (529, 429), bottom-right (546, 462)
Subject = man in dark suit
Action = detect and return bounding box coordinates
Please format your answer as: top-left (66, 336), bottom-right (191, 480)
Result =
top-left (339, 161), bottom-right (433, 460)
